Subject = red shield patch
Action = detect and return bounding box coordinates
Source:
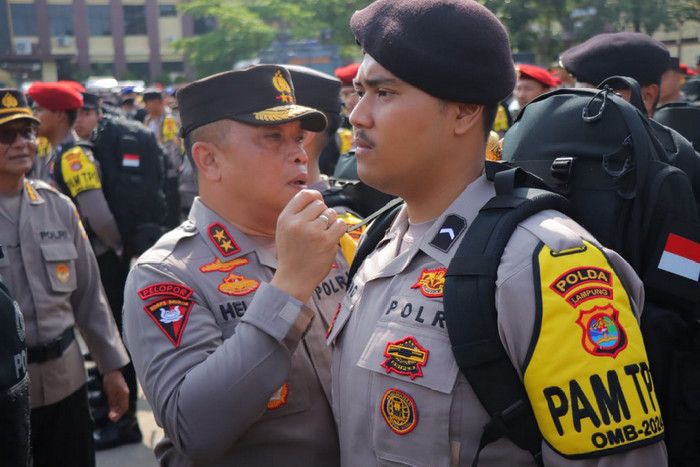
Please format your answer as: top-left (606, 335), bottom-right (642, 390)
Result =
top-left (576, 304), bottom-right (627, 358)
top-left (144, 298), bottom-right (194, 348)
top-left (411, 267), bottom-right (447, 298)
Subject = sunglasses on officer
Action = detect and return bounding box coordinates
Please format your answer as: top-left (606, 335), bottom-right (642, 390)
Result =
top-left (0, 123), bottom-right (37, 145)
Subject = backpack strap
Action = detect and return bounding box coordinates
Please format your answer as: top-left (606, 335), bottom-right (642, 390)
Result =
top-left (444, 166), bottom-right (570, 466)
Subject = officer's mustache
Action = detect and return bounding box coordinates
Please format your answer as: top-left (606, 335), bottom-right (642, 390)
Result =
top-left (353, 130), bottom-right (375, 148)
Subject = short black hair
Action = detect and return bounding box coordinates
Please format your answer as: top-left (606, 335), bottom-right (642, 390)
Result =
top-left (66, 109), bottom-right (78, 127)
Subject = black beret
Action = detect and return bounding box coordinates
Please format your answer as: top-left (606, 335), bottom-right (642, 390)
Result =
top-left (142, 89), bottom-right (163, 101)
top-left (284, 65), bottom-right (342, 115)
top-left (81, 92), bottom-right (101, 110)
top-left (350, 0), bottom-right (515, 105)
top-left (177, 65), bottom-right (327, 137)
top-left (561, 32), bottom-right (670, 86)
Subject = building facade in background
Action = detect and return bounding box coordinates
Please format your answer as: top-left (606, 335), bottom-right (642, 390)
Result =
top-left (0, 0), bottom-right (196, 85)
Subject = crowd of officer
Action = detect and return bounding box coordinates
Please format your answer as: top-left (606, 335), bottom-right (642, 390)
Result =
top-left (2, 0), bottom-right (700, 465)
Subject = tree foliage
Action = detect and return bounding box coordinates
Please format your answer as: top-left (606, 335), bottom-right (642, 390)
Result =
top-left (175, 0), bottom-right (700, 76)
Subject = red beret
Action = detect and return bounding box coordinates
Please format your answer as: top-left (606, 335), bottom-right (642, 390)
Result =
top-left (27, 82), bottom-right (84, 111)
top-left (58, 80), bottom-right (86, 92)
top-left (517, 64), bottom-right (557, 88)
top-left (334, 63), bottom-right (360, 86)
top-left (680, 64), bottom-right (697, 77)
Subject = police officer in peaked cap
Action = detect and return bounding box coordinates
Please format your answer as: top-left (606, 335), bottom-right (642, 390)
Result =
top-left (0, 88), bottom-right (129, 466)
top-left (329, 1), bottom-right (667, 465)
top-left (122, 65), bottom-right (350, 466)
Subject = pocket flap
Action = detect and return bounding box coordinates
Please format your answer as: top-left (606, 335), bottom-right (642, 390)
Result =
top-left (40, 242), bottom-right (78, 261)
top-left (357, 320), bottom-right (459, 394)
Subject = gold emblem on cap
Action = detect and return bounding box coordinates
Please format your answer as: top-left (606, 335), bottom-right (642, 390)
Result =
top-left (272, 70), bottom-right (294, 104)
top-left (2, 92), bottom-right (18, 108)
top-left (254, 106), bottom-right (309, 122)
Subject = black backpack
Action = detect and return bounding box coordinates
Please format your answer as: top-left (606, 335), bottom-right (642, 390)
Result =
top-left (0, 278), bottom-right (29, 467)
top-left (349, 84), bottom-right (700, 465)
top-left (654, 102), bottom-right (700, 152)
top-left (91, 117), bottom-right (168, 256)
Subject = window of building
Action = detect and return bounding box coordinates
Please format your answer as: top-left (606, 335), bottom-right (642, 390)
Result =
top-left (11, 4), bottom-right (37, 36)
top-left (88, 6), bottom-right (112, 36)
top-left (91, 63), bottom-right (115, 76)
top-left (193, 16), bottom-right (216, 35)
top-left (126, 62), bottom-right (149, 80)
top-left (159, 4), bottom-right (177, 17)
top-left (123, 5), bottom-right (147, 35)
top-left (48, 5), bottom-right (74, 36)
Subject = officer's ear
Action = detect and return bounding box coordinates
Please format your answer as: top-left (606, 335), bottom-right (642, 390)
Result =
top-left (192, 141), bottom-right (221, 181)
top-left (452, 103), bottom-right (483, 136)
top-left (640, 83), bottom-right (659, 117)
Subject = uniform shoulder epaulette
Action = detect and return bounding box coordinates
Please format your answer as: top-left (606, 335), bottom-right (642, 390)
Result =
top-left (517, 209), bottom-right (587, 254)
top-left (28, 178), bottom-right (59, 193)
top-left (136, 221), bottom-right (198, 265)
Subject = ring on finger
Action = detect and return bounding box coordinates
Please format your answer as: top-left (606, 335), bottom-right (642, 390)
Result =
top-left (318, 214), bottom-right (330, 229)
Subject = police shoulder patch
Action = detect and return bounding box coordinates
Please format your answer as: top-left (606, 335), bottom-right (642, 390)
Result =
top-left (60, 146), bottom-right (101, 197)
top-left (522, 240), bottom-right (663, 458)
top-left (144, 297), bottom-right (194, 347)
top-left (380, 388), bottom-right (418, 435)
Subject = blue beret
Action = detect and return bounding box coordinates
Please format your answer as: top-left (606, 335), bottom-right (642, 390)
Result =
top-left (561, 32), bottom-right (670, 86)
top-left (350, 0), bottom-right (515, 105)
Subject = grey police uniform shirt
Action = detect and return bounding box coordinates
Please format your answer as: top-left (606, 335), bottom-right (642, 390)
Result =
top-left (328, 174), bottom-right (667, 466)
top-left (0, 179), bottom-right (129, 408)
top-left (123, 197), bottom-right (346, 466)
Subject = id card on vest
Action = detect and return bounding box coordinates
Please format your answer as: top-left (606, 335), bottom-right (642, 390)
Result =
top-left (523, 240), bottom-right (663, 458)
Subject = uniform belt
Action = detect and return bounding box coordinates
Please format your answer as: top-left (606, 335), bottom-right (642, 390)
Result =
top-left (27, 327), bottom-right (75, 364)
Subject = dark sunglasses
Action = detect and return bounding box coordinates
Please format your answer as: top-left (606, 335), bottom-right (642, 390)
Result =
top-left (0, 125), bottom-right (37, 145)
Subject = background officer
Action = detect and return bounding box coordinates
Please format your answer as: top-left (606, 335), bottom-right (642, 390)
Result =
top-left (512, 63), bottom-right (558, 117)
top-left (328, 1), bottom-right (667, 465)
top-left (0, 88), bottom-right (129, 466)
top-left (74, 92), bottom-right (102, 141)
top-left (560, 32), bottom-right (700, 212)
top-left (143, 89), bottom-right (192, 225)
top-left (123, 65), bottom-right (347, 466)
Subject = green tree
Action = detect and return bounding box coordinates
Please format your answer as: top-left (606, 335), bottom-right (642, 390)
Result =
top-left (175, 0), bottom-right (369, 78)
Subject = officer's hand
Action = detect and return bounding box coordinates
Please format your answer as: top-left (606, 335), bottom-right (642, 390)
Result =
top-left (272, 190), bottom-right (346, 302)
top-left (103, 369), bottom-right (130, 422)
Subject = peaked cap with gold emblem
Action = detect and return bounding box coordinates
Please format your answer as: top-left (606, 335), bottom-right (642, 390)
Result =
top-left (176, 65), bottom-right (327, 137)
top-left (0, 88), bottom-right (40, 126)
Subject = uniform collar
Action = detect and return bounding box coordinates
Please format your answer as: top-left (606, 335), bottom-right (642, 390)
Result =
top-left (381, 173), bottom-right (496, 268)
top-left (187, 197), bottom-right (277, 268)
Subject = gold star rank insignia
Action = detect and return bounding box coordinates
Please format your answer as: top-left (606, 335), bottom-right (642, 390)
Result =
top-left (207, 222), bottom-right (241, 257)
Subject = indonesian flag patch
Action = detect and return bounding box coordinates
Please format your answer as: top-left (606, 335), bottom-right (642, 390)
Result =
top-left (122, 153), bottom-right (141, 168)
top-left (657, 233), bottom-right (700, 281)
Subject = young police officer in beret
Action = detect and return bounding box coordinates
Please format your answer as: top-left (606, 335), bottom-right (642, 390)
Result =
top-left (0, 88), bottom-right (129, 466)
top-left (328, 1), bottom-right (667, 465)
top-left (122, 65), bottom-right (347, 466)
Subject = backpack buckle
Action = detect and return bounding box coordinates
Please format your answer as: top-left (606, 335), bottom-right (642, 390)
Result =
top-left (550, 157), bottom-right (575, 182)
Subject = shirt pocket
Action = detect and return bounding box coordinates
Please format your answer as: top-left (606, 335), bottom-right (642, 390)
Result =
top-left (358, 320), bottom-right (459, 467)
top-left (40, 242), bottom-right (78, 293)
